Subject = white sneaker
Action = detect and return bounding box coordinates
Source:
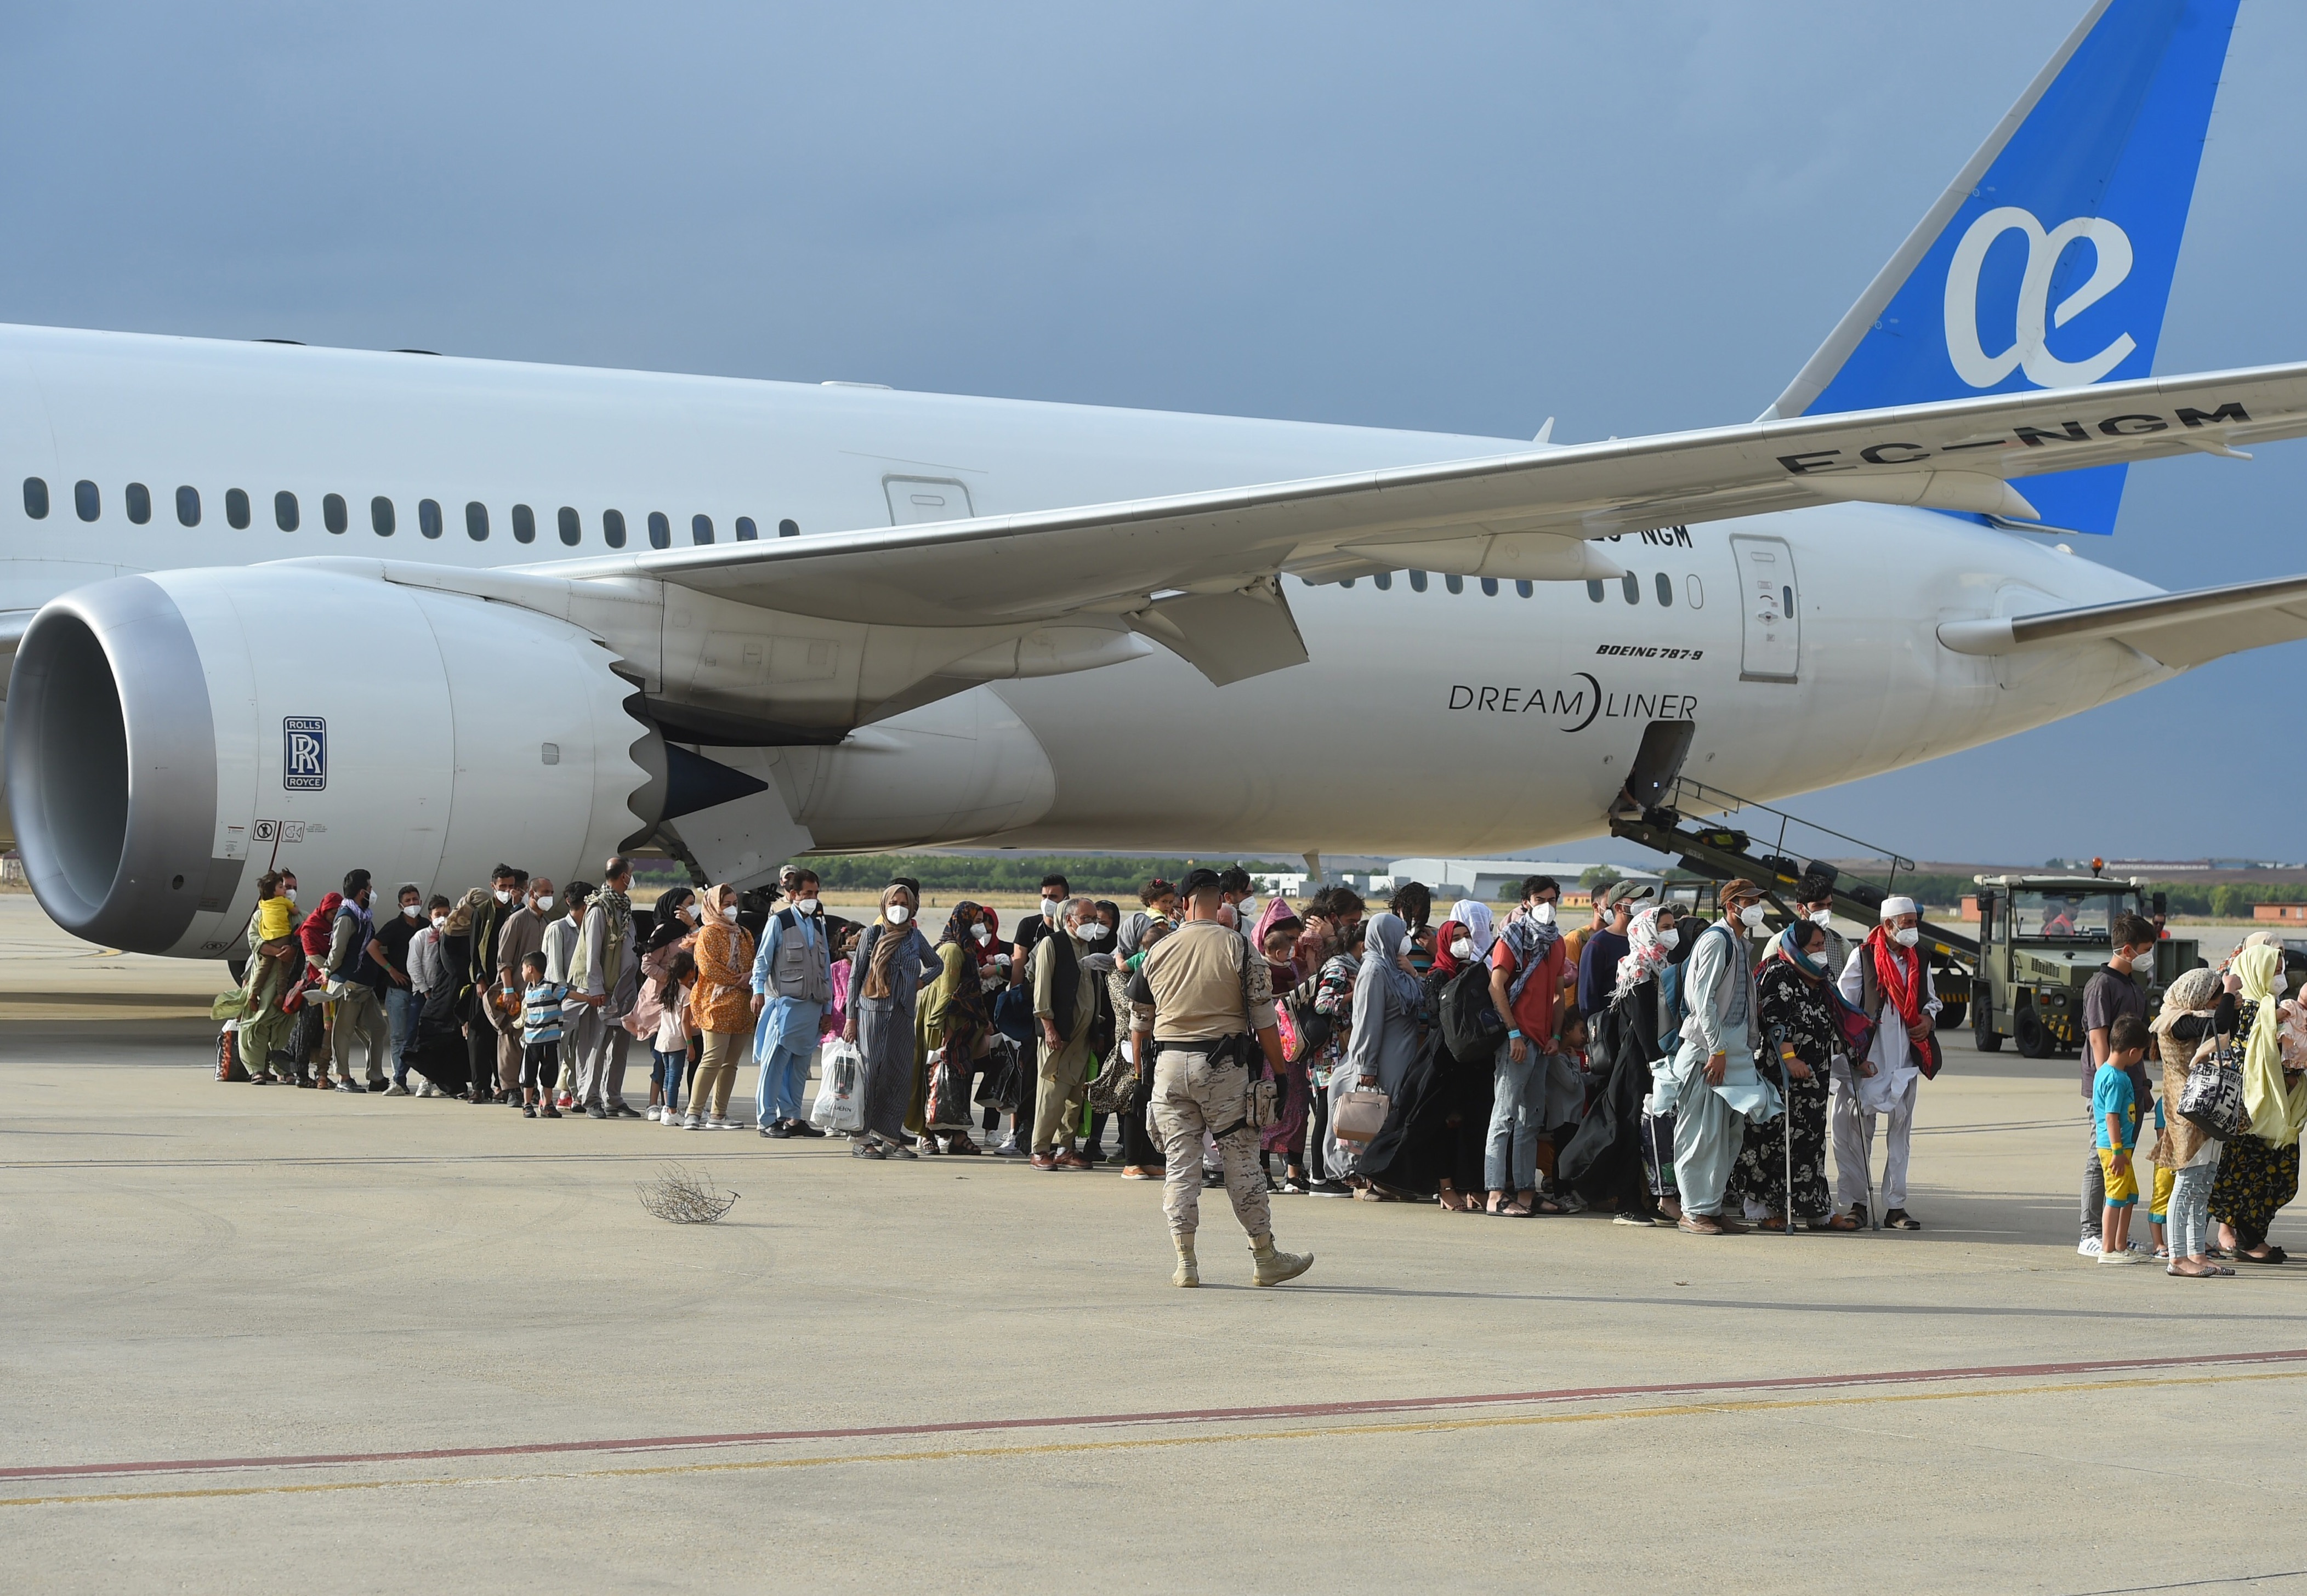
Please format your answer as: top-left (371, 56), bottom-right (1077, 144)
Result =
top-left (706, 1114), bottom-right (737, 1130)
top-left (664, 1108), bottom-right (685, 1127)
top-left (645, 1105), bottom-right (662, 1121)
top-left (2077, 1236), bottom-right (2103, 1257)
top-left (683, 1113), bottom-right (704, 1130)
top-left (2097, 1250), bottom-right (2149, 1266)
top-left (382, 1082), bottom-right (409, 1097)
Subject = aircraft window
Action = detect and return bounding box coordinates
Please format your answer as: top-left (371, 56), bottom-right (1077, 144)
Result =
top-left (465, 501), bottom-right (488, 540)
top-left (511, 504), bottom-right (536, 543)
top-left (1373, 572), bottom-right (1393, 591)
top-left (76, 480), bottom-right (100, 521)
top-left (647, 511), bottom-right (670, 550)
top-left (1586, 579), bottom-right (1604, 603)
top-left (778, 518), bottom-right (799, 538)
top-left (1444, 574), bottom-right (1464, 595)
top-left (692, 514), bottom-right (714, 545)
top-left (1516, 580), bottom-right (1533, 598)
top-left (735, 516), bottom-right (758, 542)
top-left (371, 497), bottom-right (395, 535)
top-left (557, 506), bottom-right (580, 546)
top-left (22, 477), bottom-right (47, 518)
top-left (126, 483), bottom-right (151, 525)
top-left (603, 509), bottom-right (627, 548)
top-left (1655, 572), bottom-right (1673, 607)
top-left (1480, 577), bottom-right (1498, 597)
top-left (226, 488), bottom-right (251, 529)
top-left (275, 491), bottom-right (298, 531)
top-left (1686, 574), bottom-right (1703, 608)
top-left (175, 486), bottom-right (200, 527)
top-left (1621, 572), bottom-right (1640, 604)
top-left (1408, 570), bottom-right (1429, 592)
top-left (418, 498), bottom-right (442, 539)
top-left (323, 493), bottom-right (348, 534)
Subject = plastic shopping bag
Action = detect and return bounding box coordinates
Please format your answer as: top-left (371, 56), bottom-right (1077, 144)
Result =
top-left (810, 1039), bottom-right (867, 1133)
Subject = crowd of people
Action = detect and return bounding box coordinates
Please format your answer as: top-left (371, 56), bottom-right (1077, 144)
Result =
top-left (216, 855), bottom-right (2305, 1282)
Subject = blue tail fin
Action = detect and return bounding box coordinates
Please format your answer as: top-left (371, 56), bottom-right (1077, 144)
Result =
top-left (1766, 0), bottom-right (2240, 533)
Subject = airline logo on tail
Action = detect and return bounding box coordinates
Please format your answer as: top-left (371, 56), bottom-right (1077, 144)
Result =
top-left (1944, 208), bottom-right (2135, 390)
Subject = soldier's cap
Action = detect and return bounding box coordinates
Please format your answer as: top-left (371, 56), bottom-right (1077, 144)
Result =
top-left (1599, 880), bottom-right (1655, 910)
top-left (1179, 867), bottom-right (1224, 898)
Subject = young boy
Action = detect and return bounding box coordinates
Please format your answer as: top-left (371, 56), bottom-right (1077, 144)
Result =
top-left (2094, 1014), bottom-right (2152, 1266)
top-left (2147, 1092), bottom-right (2175, 1260)
top-left (520, 951), bottom-right (572, 1120)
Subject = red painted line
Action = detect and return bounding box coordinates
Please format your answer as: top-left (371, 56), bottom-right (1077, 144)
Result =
top-left (8, 1347), bottom-right (2302, 1485)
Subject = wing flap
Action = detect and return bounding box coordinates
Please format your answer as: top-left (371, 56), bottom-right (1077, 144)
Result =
top-left (1936, 571), bottom-right (2307, 669)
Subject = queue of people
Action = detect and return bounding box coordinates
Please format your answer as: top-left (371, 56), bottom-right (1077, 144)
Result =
top-left (215, 856), bottom-right (2304, 1283)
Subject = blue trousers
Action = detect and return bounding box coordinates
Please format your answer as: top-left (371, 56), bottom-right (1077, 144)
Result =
top-left (652, 1050), bottom-right (686, 1113)
top-left (756, 1040), bottom-right (816, 1125)
top-left (1486, 1044), bottom-right (1544, 1192)
top-left (385, 987), bottom-right (421, 1084)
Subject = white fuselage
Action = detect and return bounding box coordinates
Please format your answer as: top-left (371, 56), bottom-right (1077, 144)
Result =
top-left (0, 325), bottom-right (2162, 865)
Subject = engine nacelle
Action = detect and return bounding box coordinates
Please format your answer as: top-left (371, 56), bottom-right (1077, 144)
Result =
top-left (6, 567), bottom-right (662, 956)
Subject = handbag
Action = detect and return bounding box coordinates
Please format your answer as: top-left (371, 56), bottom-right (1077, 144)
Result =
top-left (924, 1045), bottom-right (974, 1128)
top-left (2178, 1030), bottom-right (2246, 1142)
top-left (1332, 1088), bottom-right (1390, 1144)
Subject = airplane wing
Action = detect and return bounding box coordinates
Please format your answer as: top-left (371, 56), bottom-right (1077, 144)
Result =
top-left (1935, 571), bottom-right (2307, 670)
top-left (541, 360), bottom-right (2307, 683)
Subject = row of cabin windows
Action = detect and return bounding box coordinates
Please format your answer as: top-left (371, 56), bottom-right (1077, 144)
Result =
top-left (20, 477), bottom-right (802, 547)
top-left (1326, 569), bottom-right (1704, 608)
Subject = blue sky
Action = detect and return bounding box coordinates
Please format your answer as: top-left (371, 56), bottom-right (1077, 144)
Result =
top-left (1, 2), bottom-right (2299, 864)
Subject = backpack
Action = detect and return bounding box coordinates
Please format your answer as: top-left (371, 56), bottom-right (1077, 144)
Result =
top-left (992, 981), bottom-right (1037, 1045)
top-left (1439, 959), bottom-right (1504, 1062)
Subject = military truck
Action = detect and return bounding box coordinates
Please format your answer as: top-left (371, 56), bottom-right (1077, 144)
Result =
top-left (1969, 875), bottom-right (2195, 1057)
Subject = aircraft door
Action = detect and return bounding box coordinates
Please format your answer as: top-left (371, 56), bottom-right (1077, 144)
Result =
top-left (883, 476), bottom-right (975, 526)
top-left (1729, 534), bottom-right (1799, 683)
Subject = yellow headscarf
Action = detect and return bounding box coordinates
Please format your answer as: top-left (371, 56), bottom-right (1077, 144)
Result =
top-left (2235, 944), bottom-right (2305, 1146)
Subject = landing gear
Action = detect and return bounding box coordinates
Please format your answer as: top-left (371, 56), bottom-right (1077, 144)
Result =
top-left (2014, 1003), bottom-right (2053, 1059)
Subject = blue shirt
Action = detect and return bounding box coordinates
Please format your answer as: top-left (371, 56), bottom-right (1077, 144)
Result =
top-left (523, 979), bottom-right (572, 1045)
top-left (2092, 1063), bottom-right (2137, 1150)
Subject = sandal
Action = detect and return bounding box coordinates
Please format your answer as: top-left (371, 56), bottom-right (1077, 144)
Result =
top-left (1806, 1213), bottom-right (1862, 1232)
top-left (1531, 1197), bottom-right (1569, 1216)
top-left (1883, 1209), bottom-right (1922, 1230)
top-left (1753, 1214), bottom-right (1790, 1233)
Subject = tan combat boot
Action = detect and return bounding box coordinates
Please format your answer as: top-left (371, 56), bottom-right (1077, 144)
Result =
top-left (1171, 1234), bottom-right (1200, 1287)
top-left (1249, 1234), bottom-right (1314, 1287)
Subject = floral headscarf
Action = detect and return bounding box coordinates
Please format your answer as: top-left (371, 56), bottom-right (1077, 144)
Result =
top-left (1610, 907), bottom-right (1673, 1006)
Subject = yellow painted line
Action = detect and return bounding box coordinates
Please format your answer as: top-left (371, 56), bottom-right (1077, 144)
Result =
top-left (8, 1368), bottom-right (2298, 1509)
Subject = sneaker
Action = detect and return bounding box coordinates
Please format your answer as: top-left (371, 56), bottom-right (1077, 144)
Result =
top-left (382, 1081), bottom-right (408, 1097)
top-left (663, 1108), bottom-right (685, 1127)
top-left (2077, 1236), bottom-right (2104, 1257)
top-left (332, 1079), bottom-right (361, 1093)
top-left (646, 1105), bottom-right (662, 1121)
top-left (522, 1104), bottom-right (537, 1119)
top-left (880, 1139), bottom-right (918, 1160)
top-left (1306, 1181), bottom-right (1353, 1198)
top-left (2097, 1250), bottom-right (2149, 1266)
top-left (585, 1104), bottom-right (607, 1119)
top-left (1613, 1211), bottom-right (1654, 1227)
top-left (683, 1113), bottom-right (703, 1130)
top-left (612, 1103), bottom-right (643, 1119)
top-left (556, 1093), bottom-right (574, 1110)
top-left (789, 1121), bottom-right (826, 1138)
top-left (541, 1104), bottom-right (562, 1119)
top-left (2127, 1240), bottom-right (2153, 1256)
top-left (706, 1115), bottom-right (738, 1130)
top-left (762, 1122), bottom-right (791, 1139)
top-left (994, 1141), bottom-right (1029, 1159)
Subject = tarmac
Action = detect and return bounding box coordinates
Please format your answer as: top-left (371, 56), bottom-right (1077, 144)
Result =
top-left (2, 894), bottom-right (2302, 1594)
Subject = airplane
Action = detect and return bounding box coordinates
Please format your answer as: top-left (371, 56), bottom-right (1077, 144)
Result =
top-left (5, 0), bottom-right (2305, 959)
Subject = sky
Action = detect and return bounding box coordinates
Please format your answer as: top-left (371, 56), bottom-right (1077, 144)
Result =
top-left (0, 2), bottom-right (2300, 867)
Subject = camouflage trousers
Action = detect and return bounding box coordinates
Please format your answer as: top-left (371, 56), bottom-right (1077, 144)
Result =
top-left (1149, 1044), bottom-right (1271, 1241)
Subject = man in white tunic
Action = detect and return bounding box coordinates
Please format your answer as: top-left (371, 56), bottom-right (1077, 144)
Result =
top-left (1658, 878), bottom-right (1781, 1236)
top-left (1834, 896), bottom-right (1939, 1229)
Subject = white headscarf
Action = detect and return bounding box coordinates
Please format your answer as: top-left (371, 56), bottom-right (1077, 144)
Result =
top-left (1449, 898), bottom-right (1496, 957)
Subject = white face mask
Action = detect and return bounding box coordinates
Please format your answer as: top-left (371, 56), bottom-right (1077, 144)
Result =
top-left (1530, 901), bottom-right (1556, 926)
top-left (1450, 937), bottom-right (1474, 961)
top-left (1893, 925), bottom-right (1920, 948)
top-left (1041, 898), bottom-right (1060, 919)
top-left (721, 905), bottom-right (739, 922)
top-left (1809, 909), bottom-right (1833, 926)
top-left (535, 894), bottom-right (555, 913)
top-left (798, 898), bottom-right (820, 915)
top-left (494, 888), bottom-right (514, 905)
top-left (284, 887), bottom-right (298, 905)
top-left (1657, 926), bottom-right (1680, 951)
top-left (1081, 923), bottom-right (1110, 942)
top-left (886, 904), bottom-right (911, 926)
top-left (972, 925), bottom-right (992, 945)
top-left (402, 903), bottom-right (421, 919)
top-left (1738, 903), bottom-right (1766, 928)
top-left (431, 915), bottom-right (447, 931)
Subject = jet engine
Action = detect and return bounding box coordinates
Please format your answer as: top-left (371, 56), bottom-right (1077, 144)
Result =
top-left (5, 567), bottom-right (667, 956)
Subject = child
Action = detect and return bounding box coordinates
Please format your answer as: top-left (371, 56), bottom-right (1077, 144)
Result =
top-left (654, 950), bottom-right (694, 1128)
top-left (2094, 1014), bottom-right (2152, 1266)
top-left (520, 951), bottom-right (572, 1120)
top-left (2147, 1092), bottom-right (2174, 1261)
top-left (248, 872), bottom-right (300, 984)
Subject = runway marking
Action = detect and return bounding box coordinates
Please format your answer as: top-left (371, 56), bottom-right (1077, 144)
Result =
top-left (7, 1346), bottom-right (2303, 1486)
top-left (4, 1367), bottom-right (2300, 1510)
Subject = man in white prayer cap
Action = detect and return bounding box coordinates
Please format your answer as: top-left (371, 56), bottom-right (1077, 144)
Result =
top-left (1833, 896), bottom-right (1940, 1228)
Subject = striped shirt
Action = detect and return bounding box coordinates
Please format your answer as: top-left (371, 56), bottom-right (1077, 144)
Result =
top-left (522, 980), bottom-right (572, 1045)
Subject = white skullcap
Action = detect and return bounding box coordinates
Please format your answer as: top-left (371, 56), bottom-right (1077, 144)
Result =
top-left (1879, 896), bottom-right (1917, 920)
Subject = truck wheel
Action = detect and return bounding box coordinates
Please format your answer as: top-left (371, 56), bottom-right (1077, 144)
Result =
top-left (1936, 999), bottom-right (1967, 1034)
top-left (1970, 1006), bottom-right (2001, 1052)
top-left (2014, 1005), bottom-right (2052, 1059)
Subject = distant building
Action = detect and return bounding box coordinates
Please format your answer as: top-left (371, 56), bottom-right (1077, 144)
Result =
top-left (1388, 858), bottom-right (1664, 903)
top-left (2255, 903), bottom-right (2307, 923)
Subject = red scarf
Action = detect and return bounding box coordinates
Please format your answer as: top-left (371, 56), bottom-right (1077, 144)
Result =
top-left (1866, 926), bottom-right (1927, 1031)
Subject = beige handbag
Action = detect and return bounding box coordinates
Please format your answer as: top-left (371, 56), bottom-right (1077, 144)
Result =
top-left (1332, 1088), bottom-right (1390, 1144)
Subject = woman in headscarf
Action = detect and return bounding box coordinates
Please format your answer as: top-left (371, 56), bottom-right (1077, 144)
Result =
top-left (445, 887), bottom-right (496, 1104)
top-left (640, 887), bottom-right (702, 1113)
top-left (2151, 966), bottom-right (2231, 1277)
top-left (1337, 911), bottom-right (1431, 1200)
top-left (1103, 911), bottom-right (1167, 1178)
top-left (915, 900), bottom-right (992, 1154)
top-left (1308, 919), bottom-right (1365, 1192)
top-left (1248, 899), bottom-right (1312, 1192)
top-left (1558, 904), bottom-right (1683, 1223)
top-left (1730, 919), bottom-right (1858, 1231)
top-left (680, 884), bottom-right (756, 1129)
top-left (844, 882), bottom-right (942, 1159)
top-left (2209, 943), bottom-right (2304, 1263)
top-left (1407, 902), bottom-right (1495, 1212)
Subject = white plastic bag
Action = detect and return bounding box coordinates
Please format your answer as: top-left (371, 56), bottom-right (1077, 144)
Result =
top-left (811, 1039), bottom-right (867, 1133)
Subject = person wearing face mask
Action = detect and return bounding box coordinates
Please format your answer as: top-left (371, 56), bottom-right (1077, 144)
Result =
top-left (2066, 911), bottom-right (2160, 1254)
top-left (681, 884), bottom-right (757, 1130)
top-left (367, 884), bottom-right (427, 1095)
top-left (322, 869), bottom-right (397, 1094)
top-left (1833, 895), bottom-right (1940, 1230)
top-left (1792, 876), bottom-right (1851, 979)
top-left (1028, 897), bottom-right (1104, 1169)
top-left (1484, 876), bottom-right (1568, 1216)
top-left (2207, 942), bottom-right (2304, 1264)
top-left (845, 884), bottom-right (942, 1157)
top-left (1560, 904), bottom-right (1682, 1223)
top-left (750, 866), bottom-right (833, 1138)
top-left (571, 857), bottom-right (643, 1120)
top-left (635, 887), bottom-right (701, 1120)
top-left (466, 865), bottom-right (527, 1101)
top-left (540, 882), bottom-right (594, 1111)
top-left (1658, 879), bottom-right (1781, 1235)
top-left (1732, 918), bottom-right (1860, 1231)
top-left (402, 893), bottom-right (460, 1097)
top-left (492, 877), bottom-right (555, 1102)
top-left (1008, 874), bottom-right (1071, 988)
top-left (912, 900), bottom-right (992, 1154)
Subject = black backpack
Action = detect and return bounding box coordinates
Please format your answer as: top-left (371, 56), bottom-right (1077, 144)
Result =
top-left (1440, 958), bottom-right (1505, 1062)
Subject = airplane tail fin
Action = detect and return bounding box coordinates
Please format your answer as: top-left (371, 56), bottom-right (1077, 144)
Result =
top-left (1764, 0), bottom-right (2240, 534)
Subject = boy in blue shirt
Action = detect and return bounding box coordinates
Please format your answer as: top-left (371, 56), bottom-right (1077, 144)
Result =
top-left (521, 951), bottom-right (572, 1120)
top-left (2093, 1014), bottom-right (2152, 1267)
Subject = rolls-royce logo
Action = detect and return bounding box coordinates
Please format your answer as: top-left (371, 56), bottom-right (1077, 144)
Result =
top-left (283, 717), bottom-right (327, 791)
